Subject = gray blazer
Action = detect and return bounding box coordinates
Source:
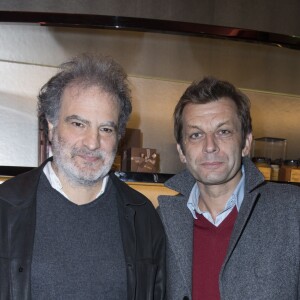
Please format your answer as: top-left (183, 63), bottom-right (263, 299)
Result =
top-left (158, 157), bottom-right (300, 300)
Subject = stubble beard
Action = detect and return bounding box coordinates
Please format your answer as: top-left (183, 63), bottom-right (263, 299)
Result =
top-left (51, 131), bottom-right (116, 187)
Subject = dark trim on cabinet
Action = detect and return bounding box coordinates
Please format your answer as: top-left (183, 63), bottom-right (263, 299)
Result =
top-left (1, 166), bottom-right (299, 185)
top-left (0, 166), bottom-right (174, 183)
top-left (0, 11), bottom-right (299, 50)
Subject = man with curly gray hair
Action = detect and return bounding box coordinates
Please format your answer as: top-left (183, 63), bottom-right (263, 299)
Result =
top-left (0, 54), bottom-right (166, 299)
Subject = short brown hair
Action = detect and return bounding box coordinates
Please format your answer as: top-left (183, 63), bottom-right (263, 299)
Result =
top-left (174, 77), bottom-right (252, 148)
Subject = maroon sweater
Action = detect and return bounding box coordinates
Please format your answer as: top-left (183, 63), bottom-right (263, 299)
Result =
top-left (192, 207), bottom-right (238, 300)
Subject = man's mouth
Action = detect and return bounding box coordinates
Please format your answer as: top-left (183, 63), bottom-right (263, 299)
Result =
top-left (200, 161), bottom-right (224, 169)
top-left (78, 155), bottom-right (101, 162)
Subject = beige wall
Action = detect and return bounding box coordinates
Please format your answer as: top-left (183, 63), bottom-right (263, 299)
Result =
top-left (0, 24), bottom-right (299, 172)
top-left (1, 25), bottom-right (300, 95)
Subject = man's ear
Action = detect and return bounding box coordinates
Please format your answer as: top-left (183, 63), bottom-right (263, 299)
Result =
top-left (242, 133), bottom-right (253, 157)
top-left (177, 144), bottom-right (187, 163)
top-left (48, 121), bottom-right (54, 142)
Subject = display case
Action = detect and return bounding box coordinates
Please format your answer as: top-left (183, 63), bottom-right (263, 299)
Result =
top-left (251, 137), bottom-right (287, 165)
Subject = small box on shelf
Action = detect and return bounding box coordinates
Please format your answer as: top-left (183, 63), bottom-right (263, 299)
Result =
top-left (122, 147), bottom-right (159, 173)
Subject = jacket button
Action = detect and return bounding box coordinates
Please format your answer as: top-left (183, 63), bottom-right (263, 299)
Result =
top-left (18, 267), bottom-right (24, 272)
top-left (183, 297), bottom-right (189, 300)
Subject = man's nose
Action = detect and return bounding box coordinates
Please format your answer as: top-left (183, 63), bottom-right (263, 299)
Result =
top-left (203, 134), bottom-right (219, 153)
top-left (83, 128), bottom-right (100, 150)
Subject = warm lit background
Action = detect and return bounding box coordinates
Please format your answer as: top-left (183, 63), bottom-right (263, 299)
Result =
top-left (0, 24), bottom-right (299, 173)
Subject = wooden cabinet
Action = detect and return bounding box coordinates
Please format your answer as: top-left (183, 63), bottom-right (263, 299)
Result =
top-left (126, 182), bottom-right (177, 208)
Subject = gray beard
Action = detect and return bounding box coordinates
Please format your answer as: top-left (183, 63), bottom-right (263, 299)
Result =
top-left (51, 132), bottom-right (116, 187)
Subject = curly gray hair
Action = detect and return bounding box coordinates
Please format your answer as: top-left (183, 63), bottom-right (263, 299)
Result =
top-left (38, 53), bottom-right (132, 139)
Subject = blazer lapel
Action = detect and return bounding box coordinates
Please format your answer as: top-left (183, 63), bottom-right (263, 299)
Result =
top-left (221, 191), bottom-right (260, 269)
top-left (221, 157), bottom-right (264, 272)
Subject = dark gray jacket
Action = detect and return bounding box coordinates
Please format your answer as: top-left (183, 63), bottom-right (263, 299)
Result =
top-left (158, 157), bottom-right (300, 300)
top-left (0, 160), bottom-right (166, 300)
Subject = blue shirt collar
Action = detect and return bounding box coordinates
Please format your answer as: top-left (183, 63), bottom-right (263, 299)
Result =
top-left (187, 165), bottom-right (245, 220)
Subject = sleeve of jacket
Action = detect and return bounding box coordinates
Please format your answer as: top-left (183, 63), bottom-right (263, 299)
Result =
top-left (134, 199), bottom-right (166, 300)
top-left (110, 174), bottom-right (166, 299)
top-left (135, 201), bottom-right (167, 300)
top-left (298, 274), bottom-right (300, 300)
top-left (152, 205), bottom-right (166, 300)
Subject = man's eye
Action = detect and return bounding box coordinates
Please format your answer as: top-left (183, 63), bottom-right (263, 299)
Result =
top-left (218, 129), bottom-right (231, 136)
top-left (100, 127), bottom-right (114, 134)
top-left (71, 122), bottom-right (84, 127)
top-left (190, 132), bottom-right (202, 139)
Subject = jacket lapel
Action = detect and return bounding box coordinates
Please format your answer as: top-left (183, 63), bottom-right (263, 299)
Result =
top-left (221, 191), bottom-right (259, 269)
top-left (221, 157), bottom-right (265, 273)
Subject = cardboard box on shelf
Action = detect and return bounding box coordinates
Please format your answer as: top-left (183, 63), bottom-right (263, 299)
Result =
top-left (119, 128), bottom-right (142, 152)
top-left (113, 128), bottom-right (143, 171)
top-left (122, 147), bottom-right (159, 173)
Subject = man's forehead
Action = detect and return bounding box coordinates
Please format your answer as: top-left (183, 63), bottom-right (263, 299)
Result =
top-left (183, 99), bottom-right (238, 118)
top-left (59, 84), bottom-right (118, 110)
top-left (62, 83), bottom-right (109, 98)
top-left (182, 99), bottom-right (241, 130)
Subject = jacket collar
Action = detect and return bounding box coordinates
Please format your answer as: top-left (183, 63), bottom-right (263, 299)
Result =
top-left (242, 156), bottom-right (265, 192)
top-left (109, 172), bottom-right (147, 206)
top-left (0, 158), bottom-right (50, 207)
top-left (164, 169), bottom-right (195, 196)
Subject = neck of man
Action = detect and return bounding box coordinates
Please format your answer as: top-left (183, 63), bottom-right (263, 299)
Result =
top-left (62, 178), bottom-right (103, 205)
top-left (52, 163), bottom-right (104, 205)
top-left (197, 174), bottom-right (241, 221)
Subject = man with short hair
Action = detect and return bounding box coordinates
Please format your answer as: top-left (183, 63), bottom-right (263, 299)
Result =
top-left (0, 54), bottom-right (166, 299)
top-left (158, 77), bottom-right (300, 300)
